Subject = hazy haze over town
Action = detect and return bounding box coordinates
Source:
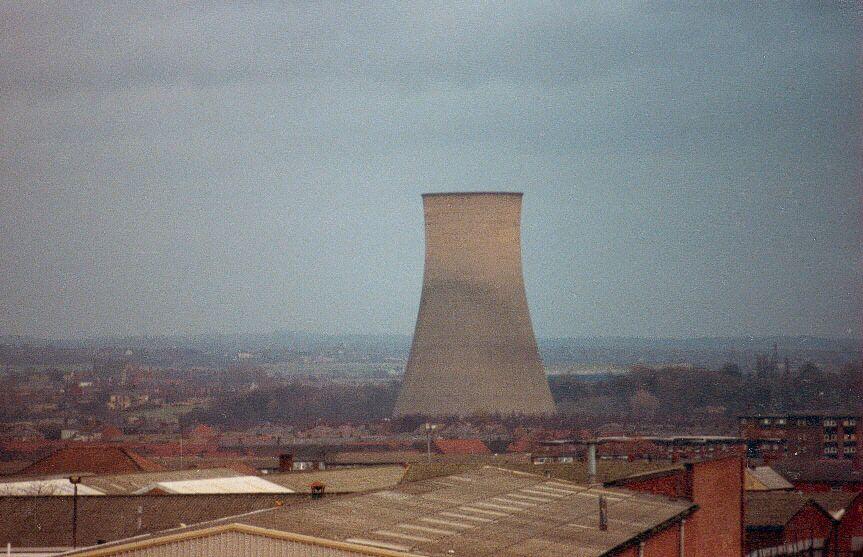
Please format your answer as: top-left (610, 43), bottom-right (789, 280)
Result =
top-left (1, 2), bottom-right (860, 340)
top-left (1, 6), bottom-right (862, 555)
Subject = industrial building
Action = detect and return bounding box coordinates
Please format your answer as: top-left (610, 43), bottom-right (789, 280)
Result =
top-left (61, 466), bottom-right (700, 557)
top-left (394, 192), bottom-right (555, 417)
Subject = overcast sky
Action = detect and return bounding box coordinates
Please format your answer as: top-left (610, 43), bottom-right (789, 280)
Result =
top-left (1, 2), bottom-right (860, 340)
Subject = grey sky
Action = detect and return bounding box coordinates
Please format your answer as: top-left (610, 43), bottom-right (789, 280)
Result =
top-left (1, 2), bottom-right (860, 339)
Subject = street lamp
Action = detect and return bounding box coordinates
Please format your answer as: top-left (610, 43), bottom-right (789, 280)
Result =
top-left (424, 423), bottom-right (437, 463)
top-left (69, 475), bottom-right (82, 548)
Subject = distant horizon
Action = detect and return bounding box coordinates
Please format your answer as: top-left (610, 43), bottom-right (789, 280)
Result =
top-left (2, 328), bottom-right (860, 345)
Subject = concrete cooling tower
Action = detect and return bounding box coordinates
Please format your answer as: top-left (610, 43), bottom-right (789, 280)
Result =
top-left (394, 192), bottom-right (556, 417)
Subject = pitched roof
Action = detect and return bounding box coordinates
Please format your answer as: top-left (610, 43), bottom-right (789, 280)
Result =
top-left (433, 438), bottom-right (491, 455)
top-left (771, 458), bottom-right (863, 484)
top-left (80, 468), bottom-right (245, 495)
top-left (402, 458), bottom-right (679, 485)
top-left (135, 476), bottom-right (292, 495)
top-left (745, 492), bottom-right (833, 529)
top-left (17, 446), bottom-right (164, 476)
top-left (745, 466), bottom-right (794, 491)
top-left (266, 466), bottom-right (406, 494)
top-left (0, 494), bottom-right (295, 547)
top-left (808, 491), bottom-right (860, 519)
top-left (153, 455), bottom-right (274, 474)
top-left (325, 450), bottom-right (425, 465)
top-left (64, 466), bottom-right (696, 557)
top-left (0, 460), bottom-right (29, 476)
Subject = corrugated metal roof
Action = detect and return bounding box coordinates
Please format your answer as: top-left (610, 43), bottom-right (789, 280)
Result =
top-left (266, 466), bottom-right (406, 493)
top-left (68, 466), bottom-right (695, 557)
top-left (0, 493), bottom-right (298, 547)
top-left (81, 468), bottom-right (244, 495)
top-left (402, 458), bottom-right (680, 484)
top-left (134, 475), bottom-right (293, 494)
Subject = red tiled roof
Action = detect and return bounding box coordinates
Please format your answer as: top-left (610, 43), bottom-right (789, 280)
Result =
top-left (433, 438), bottom-right (491, 455)
top-left (17, 445), bottom-right (165, 476)
top-left (100, 425), bottom-right (123, 440)
top-left (506, 437), bottom-right (534, 453)
top-left (190, 424), bottom-right (218, 438)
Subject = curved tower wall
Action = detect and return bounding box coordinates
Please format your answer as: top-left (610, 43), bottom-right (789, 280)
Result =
top-left (394, 192), bottom-right (556, 417)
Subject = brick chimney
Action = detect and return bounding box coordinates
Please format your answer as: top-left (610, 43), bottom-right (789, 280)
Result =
top-left (279, 453), bottom-right (294, 472)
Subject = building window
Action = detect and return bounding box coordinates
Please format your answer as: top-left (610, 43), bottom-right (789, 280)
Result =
top-left (762, 418), bottom-right (772, 426)
top-left (777, 419), bottom-right (786, 425)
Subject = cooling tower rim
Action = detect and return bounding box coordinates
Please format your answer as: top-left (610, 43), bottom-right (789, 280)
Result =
top-left (422, 191), bottom-right (523, 197)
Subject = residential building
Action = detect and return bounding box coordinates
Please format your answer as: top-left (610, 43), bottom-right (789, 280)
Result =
top-left (739, 414), bottom-right (861, 461)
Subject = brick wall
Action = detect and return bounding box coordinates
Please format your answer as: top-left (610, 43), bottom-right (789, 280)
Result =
top-left (685, 457), bottom-right (744, 557)
top-left (611, 456), bottom-right (744, 557)
top-left (616, 523), bottom-right (682, 557)
top-left (837, 492), bottom-right (863, 557)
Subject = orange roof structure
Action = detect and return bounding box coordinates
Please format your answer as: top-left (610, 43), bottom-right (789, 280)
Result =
top-left (433, 438), bottom-right (491, 455)
top-left (17, 445), bottom-right (164, 476)
top-left (100, 425), bottom-right (123, 441)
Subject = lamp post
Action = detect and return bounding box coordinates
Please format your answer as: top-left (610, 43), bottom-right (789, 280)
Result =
top-left (69, 475), bottom-right (81, 548)
top-left (424, 423), bottom-right (437, 463)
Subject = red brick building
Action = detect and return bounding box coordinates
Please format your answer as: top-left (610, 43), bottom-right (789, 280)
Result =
top-left (739, 414), bottom-right (861, 462)
top-left (745, 491), bottom-right (836, 556)
top-left (834, 490), bottom-right (863, 557)
top-left (607, 455), bottom-right (745, 557)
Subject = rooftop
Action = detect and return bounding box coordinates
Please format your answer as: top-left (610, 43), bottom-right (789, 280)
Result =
top-left (402, 459), bottom-right (680, 485)
top-left (771, 458), bottom-right (863, 484)
top-left (135, 475), bottom-right (292, 495)
top-left (266, 466), bottom-right (407, 494)
top-left (745, 492), bottom-right (831, 529)
top-left (808, 491), bottom-right (861, 520)
top-left (433, 439), bottom-right (491, 455)
top-left (16, 446), bottom-right (164, 476)
top-left (0, 494), bottom-right (293, 548)
top-left (80, 467), bottom-right (244, 495)
top-left (744, 466), bottom-right (794, 491)
top-left (67, 466), bottom-right (696, 557)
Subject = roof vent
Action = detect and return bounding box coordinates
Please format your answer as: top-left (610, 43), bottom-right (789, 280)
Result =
top-left (599, 495), bottom-right (608, 531)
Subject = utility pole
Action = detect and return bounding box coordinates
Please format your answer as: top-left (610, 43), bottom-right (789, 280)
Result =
top-left (425, 422), bottom-right (436, 463)
top-left (598, 495), bottom-right (608, 531)
top-left (69, 475), bottom-right (81, 548)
